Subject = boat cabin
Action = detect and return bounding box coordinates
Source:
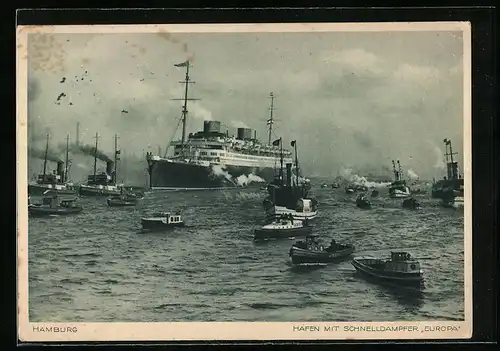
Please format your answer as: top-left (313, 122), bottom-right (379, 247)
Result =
top-left (42, 195), bottom-right (60, 208)
top-left (295, 198), bottom-right (314, 212)
top-left (37, 172), bottom-right (61, 185)
top-left (150, 212), bottom-right (183, 224)
top-left (60, 198), bottom-right (79, 208)
top-left (386, 252), bottom-right (421, 273)
top-left (40, 195), bottom-right (78, 208)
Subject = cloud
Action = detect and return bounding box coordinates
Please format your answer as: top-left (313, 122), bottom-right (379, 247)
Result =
top-left (26, 31), bottom-right (465, 181)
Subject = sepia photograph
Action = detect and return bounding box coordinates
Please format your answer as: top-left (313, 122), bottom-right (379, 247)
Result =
top-left (17, 22), bottom-right (472, 341)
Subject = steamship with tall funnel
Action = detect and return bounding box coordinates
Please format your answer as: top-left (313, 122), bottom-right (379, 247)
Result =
top-left (78, 133), bottom-right (122, 197)
top-left (431, 138), bottom-right (464, 201)
top-left (146, 60), bottom-right (293, 190)
top-left (28, 134), bottom-right (77, 196)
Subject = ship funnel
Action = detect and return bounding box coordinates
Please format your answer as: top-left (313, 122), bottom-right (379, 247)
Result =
top-left (449, 162), bottom-right (459, 179)
top-left (106, 161), bottom-right (114, 175)
top-left (286, 163), bottom-right (292, 187)
top-left (56, 161), bottom-right (64, 182)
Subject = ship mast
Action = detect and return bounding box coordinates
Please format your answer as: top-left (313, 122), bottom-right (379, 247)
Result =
top-left (114, 134), bottom-right (120, 185)
top-left (93, 132), bottom-right (99, 179)
top-left (443, 138), bottom-right (459, 179)
top-left (42, 134), bottom-right (49, 179)
top-left (267, 92), bottom-right (275, 145)
top-left (170, 60), bottom-right (201, 153)
top-left (292, 140), bottom-right (299, 187)
top-left (64, 134), bottom-right (69, 183)
top-left (397, 160), bottom-right (403, 180)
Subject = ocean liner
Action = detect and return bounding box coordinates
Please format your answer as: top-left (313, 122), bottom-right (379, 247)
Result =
top-left (431, 138), bottom-right (464, 199)
top-left (146, 60), bottom-right (293, 190)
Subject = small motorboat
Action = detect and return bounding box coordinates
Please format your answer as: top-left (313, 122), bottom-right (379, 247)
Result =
top-left (351, 251), bottom-right (424, 286)
top-left (254, 214), bottom-right (313, 241)
top-left (107, 188), bottom-right (140, 207)
top-left (28, 194), bottom-right (83, 216)
top-left (141, 212), bottom-right (185, 231)
top-left (345, 185), bottom-right (355, 194)
top-left (356, 194), bottom-right (371, 209)
top-left (402, 197), bottom-right (422, 210)
top-left (321, 184), bottom-right (328, 188)
top-left (331, 182), bottom-right (339, 189)
top-left (370, 189), bottom-right (379, 198)
top-left (107, 194), bottom-right (139, 207)
top-left (354, 184), bottom-right (368, 192)
top-left (289, 236), bottom-right (355, 265)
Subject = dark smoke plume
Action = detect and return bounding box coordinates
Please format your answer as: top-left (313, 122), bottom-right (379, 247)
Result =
top-left (28, 147), bottom-right (63, 163)
top-left (68, 143), bottom-right (112, 162)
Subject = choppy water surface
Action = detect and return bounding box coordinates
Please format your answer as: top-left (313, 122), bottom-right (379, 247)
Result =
top-left (28, 183), bottom-right (465, 322)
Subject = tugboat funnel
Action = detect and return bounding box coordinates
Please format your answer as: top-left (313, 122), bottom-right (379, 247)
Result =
top-left (286, 163), bottom-right (292, 187)
top-left (56, 161), bottom-right (64, 182)
top-left (106, 161), bottom-right (114, 175)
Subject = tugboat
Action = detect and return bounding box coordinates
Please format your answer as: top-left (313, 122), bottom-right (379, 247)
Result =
top-left (356, 193), bottom-right (371, 209)
top-left (141, 212), bottom-right (184, 231)
top-left (345, 185), bottom-right (355, 194)
top-left (388, 160), bottom-right (411, 198)
top-left (402, 197), bottom-right (422, 210)
top-left (431, 138), bottom-right (464, 199)
top-left (351, 251), bottom-right (424, 287)
top-left (28, 134), bottom-right (77, 196)
top-left (254, 214), bottom-right (313, 241)
top-left (289, 236), bottom-right (355, 265)
top-left (28, 194), bottom-right (83, 217)
top-left (331, 182), bottom-right (339, 189)
top-left (79, 133), bottom-right (121, 197)
top-left (263, 140), bottom-right (318, 220)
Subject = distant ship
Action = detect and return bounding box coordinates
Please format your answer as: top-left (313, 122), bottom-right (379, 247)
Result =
top-left (28, 134), bottom-right (76, 196)
top-left (79, 133), bottom-right (121, 197)
top-left (432, 138), bottom-right (464, 199)
top-left (388, 160), bottom-right (411, 198)
top-left (146, 60), bottom-right (293, 190)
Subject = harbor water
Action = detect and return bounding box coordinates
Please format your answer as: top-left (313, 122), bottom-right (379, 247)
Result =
top-left (28, 182), bottom-right (465, 322)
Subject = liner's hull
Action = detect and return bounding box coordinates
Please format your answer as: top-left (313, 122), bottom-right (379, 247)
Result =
top-left (351, 258), bottom-right (423, 286)
top-left (254, 226), bottom-right (313, 240)
top-left (148, 159), bottom-right (274, 189)
top-left (289, 245), bottom-right (355, 265)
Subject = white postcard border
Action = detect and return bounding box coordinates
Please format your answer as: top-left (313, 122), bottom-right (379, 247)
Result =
top-left (17, 21), bottom-right (473, 342)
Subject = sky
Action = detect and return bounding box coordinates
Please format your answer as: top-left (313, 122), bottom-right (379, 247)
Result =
top-left (26, 28), bottom-right (465, 181)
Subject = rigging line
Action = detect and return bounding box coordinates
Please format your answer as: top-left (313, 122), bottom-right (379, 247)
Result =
top-left (163, 116), bottom-right (184, 158)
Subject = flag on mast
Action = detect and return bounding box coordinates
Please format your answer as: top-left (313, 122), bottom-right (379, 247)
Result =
top-left (291, 140), bottom-right (296, 147)
top-left (272, 138), bottom-right (281, 146)
top-left (174, 60), bottom-right (190, 67)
